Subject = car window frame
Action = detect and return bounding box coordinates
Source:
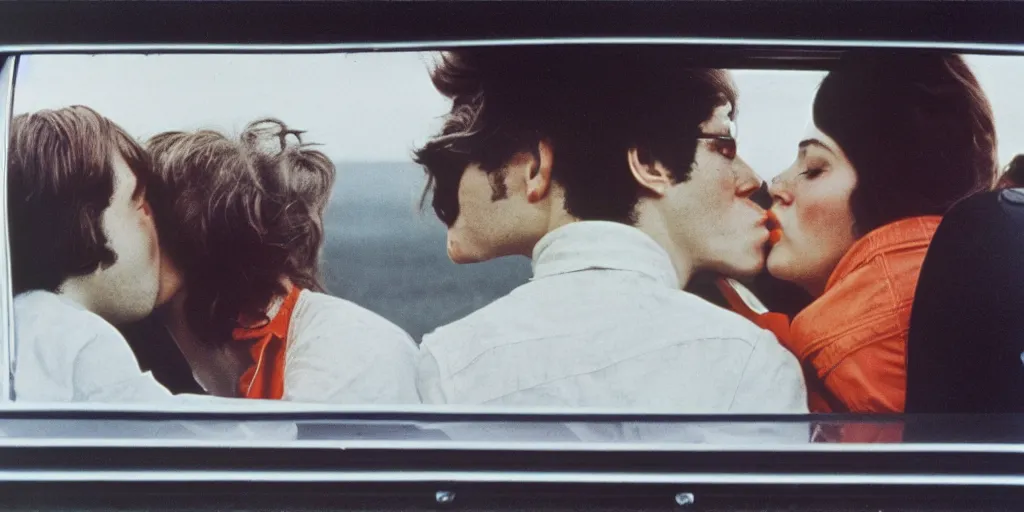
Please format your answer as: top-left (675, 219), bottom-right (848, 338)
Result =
top-left (0, 54), bottom-right (16, 404)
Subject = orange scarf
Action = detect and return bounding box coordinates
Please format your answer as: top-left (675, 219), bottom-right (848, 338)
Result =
top-left (231, 286), bottom-right (302, 400)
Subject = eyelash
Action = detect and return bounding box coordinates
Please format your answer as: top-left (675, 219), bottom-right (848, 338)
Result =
top-left (800, 168), bottom-right (824, 179)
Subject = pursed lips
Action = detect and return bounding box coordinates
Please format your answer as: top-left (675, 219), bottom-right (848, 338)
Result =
top-left (766, 210), bottom-right (784, 246)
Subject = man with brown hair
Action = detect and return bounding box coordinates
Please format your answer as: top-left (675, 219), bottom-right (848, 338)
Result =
top-left (413, 47), bottom-right (806, 412)
top-left (8, 105), bottom-right (173, 402)
top-left (143, 122), bottom-right (418, 404)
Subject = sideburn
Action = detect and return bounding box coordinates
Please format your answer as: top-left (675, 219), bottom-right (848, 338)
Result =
top-left (488, 145), bottom-right (542, 201)
top-left (488, 167), bottom-right (509, 201)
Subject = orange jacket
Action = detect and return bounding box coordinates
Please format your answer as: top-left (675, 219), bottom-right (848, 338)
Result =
top-left (789, 216), bottom-right (940, 413)
top-left (721, 216), bottom-right (940, 414)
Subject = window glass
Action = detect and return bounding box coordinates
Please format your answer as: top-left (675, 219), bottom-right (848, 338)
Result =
top-left (6, 49), bottom-right (1023, 422)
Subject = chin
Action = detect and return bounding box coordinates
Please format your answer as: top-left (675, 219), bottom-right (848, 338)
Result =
top-left (447, 245), bottom-right (494, 265)
top-left (449, 253), bottom-right (488, 265)
top-left (728, 259), bottom-right (765, 279)
top-left (765, 253), bottom-right (794, 282)
top-left (446, 231), bottom-right (501, 264)
top-left (729, 242), bottom-right (769, 277)
top-left (709, 252), bottom-right (764, 280)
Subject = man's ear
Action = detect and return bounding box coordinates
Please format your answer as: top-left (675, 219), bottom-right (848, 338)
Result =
top-left (627, 147), bottom-right (673, 196)
top-left (525, 139), bottom-right (555, 203)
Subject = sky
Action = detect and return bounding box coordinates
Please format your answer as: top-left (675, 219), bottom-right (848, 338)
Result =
top-left (11, 52), bottom-right (1024, 180)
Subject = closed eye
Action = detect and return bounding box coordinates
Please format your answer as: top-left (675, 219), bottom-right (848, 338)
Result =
top-left (800, 168), bottom-right (824, 179)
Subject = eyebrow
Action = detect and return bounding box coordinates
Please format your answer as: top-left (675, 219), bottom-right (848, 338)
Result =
top-left (798, 138), bottom-right (834, 154)
top-left (703, 123), bottom-right (735, 138)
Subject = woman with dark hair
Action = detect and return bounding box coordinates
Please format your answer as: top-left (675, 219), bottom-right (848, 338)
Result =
top-left (146, 120), bottom-right (419, 404)
top-left (758, 52), bottom-right (998, 413)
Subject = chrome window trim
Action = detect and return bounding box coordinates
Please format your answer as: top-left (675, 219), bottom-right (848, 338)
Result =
top-left (0, 404), bottom-right (1021, 453)
top-left (0, 438), bottom-right (1022, 454)
top-left (0, 55), bottom-right (16, 404)
top-left (0, 469), bottom-right (1020, 487)
top-left (0, 37), bottom-right (1018, 54)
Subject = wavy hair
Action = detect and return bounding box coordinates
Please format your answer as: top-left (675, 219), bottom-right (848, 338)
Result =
top-left (146, 120), bottom-right (334, 344)
top-left (240, 118), bottom-right (336, 289)
top-left (413, 46), bottom-right (738, 226)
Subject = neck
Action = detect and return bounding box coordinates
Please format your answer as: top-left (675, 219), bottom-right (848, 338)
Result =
top-left (159, 292), bottom-right (250, 397)
top-left (632, 206), bottom-right (695, 289)
top-left (798, 276), bottom-right (828, 299)
top-left (56, 278), bottom-right (98, 315)
top-left (155, 253), bottom-right (184, 307)
top-left (521, 190), bottom-right (581, 257)
top-left (158, 276), bottom-right (296, 394)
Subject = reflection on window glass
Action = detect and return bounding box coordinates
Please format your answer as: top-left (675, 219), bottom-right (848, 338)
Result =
top-left (6, 49), bottom-right (1023, 420)
top-left (0, 55), bottom-right (17, 404)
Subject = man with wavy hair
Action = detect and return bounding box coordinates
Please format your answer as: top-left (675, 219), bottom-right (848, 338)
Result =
top-left (144, 120), bottom-right (419, 404)
top-left (412, 47), bottom-right (807, 412)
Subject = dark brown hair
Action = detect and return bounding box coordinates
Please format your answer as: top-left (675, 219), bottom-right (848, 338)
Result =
top-left (413, 46), bottom-right (738, 226)
top-left (240, 118), bottom-right (336, 286)
top-left (997, 154), bottom-right (1024, 189)
top-left (813, 51), bottom-right (998, 236)
top-left (8, 105), bottom-right (151, 295)
top-left (146, 123), bottom-right (332, 344)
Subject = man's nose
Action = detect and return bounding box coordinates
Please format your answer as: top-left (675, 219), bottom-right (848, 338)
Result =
top-left (734, 157), bottom-right (762, 198)
top-left (750, 181), bottom-right (772, 209)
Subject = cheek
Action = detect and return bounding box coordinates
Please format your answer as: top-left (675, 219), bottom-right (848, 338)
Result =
top-left (144, 215), bottom-right (160, 260)
top-left (99, 206), bottom-right (128, 253)
top-left (681, 162), bottom-right (736, 214)
top-left (779, 186), bottom-right (856, 278)
top-left (796, 190), bottom-right (854, 246)
top-left (697, 157), bottom-right (737, 195)
top-left (453, 175), bottom-right (500, 242)
top-left (107, 206), bottom-right (159, 265)
top-left (139, 206), bottom-right (158, 242)
top-left (125, 207), bottom-right (156, 253)
top-left (799, 198), bottom-right (843, 234)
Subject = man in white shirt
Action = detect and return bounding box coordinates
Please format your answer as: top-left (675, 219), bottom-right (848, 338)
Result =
top-left (7, 106), bottom-right (182, 402)
top-left (412, 47), bottom-right (807, 413)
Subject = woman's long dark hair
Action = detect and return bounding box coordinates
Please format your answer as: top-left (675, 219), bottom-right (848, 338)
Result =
top-left (813, 51), bottom-right (998, 237)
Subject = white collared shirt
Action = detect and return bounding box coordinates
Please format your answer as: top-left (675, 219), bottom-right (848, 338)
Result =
top-left (176, 289), bottom-right (421, 405)
top-left (417, 221), bottom-right (808, 413)
top-left (12, 288), bottom-right (415, 406)
top-left (11, 290), bottom-right (301, 441)
top-left (13, 290), bottom-right (178, 403)
top-left (281, 290), bottom-right (421, 405)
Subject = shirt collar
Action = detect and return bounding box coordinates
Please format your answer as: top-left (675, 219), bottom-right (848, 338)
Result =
top-left (530, 221), bottom-right (679, 288)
